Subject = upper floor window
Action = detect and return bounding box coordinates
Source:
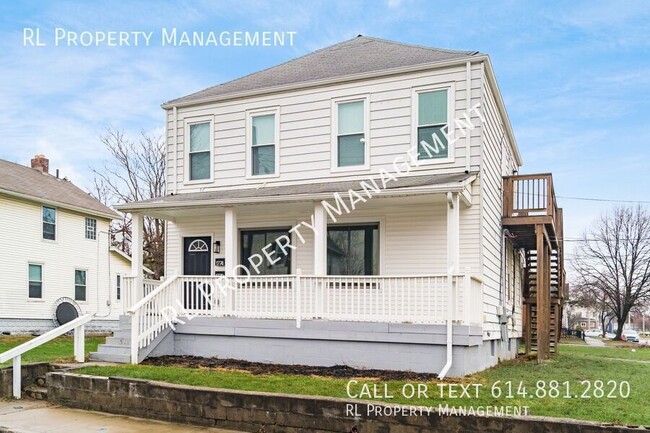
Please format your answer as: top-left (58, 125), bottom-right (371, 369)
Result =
top-left (42, 206), bottom-right (56, 240)
top-left (85, 217), bottom-right (97, 240)
top-left (75, 269), bottom-right (87, 301)
top-left (188, 121), bottom-right (212, 181)
top-left (28, 264), bottom-right (43, 299)
top-left (333, 98), bottom-right (368, 169)
top-left (416, 89), bottom-right (449, 160)
top-left (251, 113), bottom-right (276, 176)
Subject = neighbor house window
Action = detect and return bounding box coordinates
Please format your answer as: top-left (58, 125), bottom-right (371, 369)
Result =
top-left (75, 269), bottom-right (87, 301)
top-left (42, 206), bottom-right (56, 240)
top-left (116, 274), bottom-right (121, 301)
top-left (85, 217), bottom-right (97, 240)
top-left (188, 122), bottom-right (211, 181)
top-left (251, 114), bottom-right (276, 175)
top-left (28, 264), bottom-right (42, 299)
top-left (336, 100), bottom-right (366, 167)
top-left (327, 224), bottom-right (379, 275)
top-left (417, 89), bottom-right (449, 160)
top-left (240, 228), bottom-right (291, 275)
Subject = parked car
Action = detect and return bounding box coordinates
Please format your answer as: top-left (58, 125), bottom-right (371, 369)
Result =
top-left (585, 329), bottom-right (602, 337)
top-left (621, 330), bottom-right (640, 343)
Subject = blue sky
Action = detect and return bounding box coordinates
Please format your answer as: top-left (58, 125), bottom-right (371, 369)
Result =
top-left (1, 0), bottom-right (649, 253)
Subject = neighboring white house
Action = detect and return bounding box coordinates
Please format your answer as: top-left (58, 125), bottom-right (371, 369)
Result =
top-left (0, 155), bottom-right (142, 333)
top-left (93, 36), bottom-right (564, 375)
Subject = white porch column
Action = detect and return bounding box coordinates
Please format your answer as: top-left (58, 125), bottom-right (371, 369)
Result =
top-left (446, 192), bottom-right (460, 273)
top-left (131, 213), bottom-right (144, 303)
top-left (313, 201), bottom-right (327, 275)
top-left (224, 207), bottom-right (238, 277)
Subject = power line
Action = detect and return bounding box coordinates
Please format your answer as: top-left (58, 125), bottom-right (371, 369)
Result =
top-left (556, 195), bottom-right (650, 205)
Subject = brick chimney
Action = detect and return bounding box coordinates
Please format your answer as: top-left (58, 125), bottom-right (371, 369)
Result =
top-left (31, 154), bottom-right (49, 174)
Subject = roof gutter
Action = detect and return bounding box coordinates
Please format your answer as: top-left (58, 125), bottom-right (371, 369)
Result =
top-left (115, 176), bottom-right (476, 213)
top-left (161, 55), bottom-right (485, 110)
top-left (0, 188), bottom-right (119, 220)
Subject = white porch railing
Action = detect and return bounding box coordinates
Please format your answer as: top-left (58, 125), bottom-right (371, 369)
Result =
top-left (0, 314), bottom-right (92, 398)
top-left (123, 276), bottom-right (161, 311)
top-left (127, 273), bottom-right (482, 364)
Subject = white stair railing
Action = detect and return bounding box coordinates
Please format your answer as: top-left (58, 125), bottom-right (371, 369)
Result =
top-left (0, 314), bottom-right (92, 399)
top-left (127, 276), bottom-right (179, 364)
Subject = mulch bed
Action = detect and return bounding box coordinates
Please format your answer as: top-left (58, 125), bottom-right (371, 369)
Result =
top-left (142, 355), bottom-right (439, 381)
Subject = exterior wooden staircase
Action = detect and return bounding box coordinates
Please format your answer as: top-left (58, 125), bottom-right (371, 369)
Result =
top-left (503, 174), bottom-right (565, 363)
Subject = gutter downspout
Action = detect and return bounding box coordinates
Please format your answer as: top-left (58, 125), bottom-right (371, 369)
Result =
top-left (439, 192), bottom-right (456, 380)
top-left (465, 61), bottom-right (472, 173)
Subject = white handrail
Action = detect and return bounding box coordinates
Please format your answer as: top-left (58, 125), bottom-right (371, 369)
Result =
top-left (0, 314), bottom-right (92, 399)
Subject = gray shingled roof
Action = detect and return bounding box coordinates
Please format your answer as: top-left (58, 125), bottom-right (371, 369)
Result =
top-left (0, 159), bottom-right (119, 219)
top-left (117, 172), bottom-right (474, 210)
top-left (164, 36), bottom-right (480, 106)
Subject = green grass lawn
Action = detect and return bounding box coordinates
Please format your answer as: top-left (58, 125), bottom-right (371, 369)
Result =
top-left (0, 335), bottom-right (104, 366)
top-left (77, 345), bottom-right (650, 426)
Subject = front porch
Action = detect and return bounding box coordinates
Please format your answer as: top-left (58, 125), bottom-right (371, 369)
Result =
top-left (99, 173), bottom-right (497, 375)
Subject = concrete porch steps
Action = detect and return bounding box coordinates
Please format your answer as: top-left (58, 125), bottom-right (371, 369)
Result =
top-left (89, 315), bottom-right (131, 363)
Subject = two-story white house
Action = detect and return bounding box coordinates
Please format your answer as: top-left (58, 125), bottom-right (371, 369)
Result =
top-left (93, 36), bottom-right (564, 376)
top-left (0, 155), bottom-right (144, 333)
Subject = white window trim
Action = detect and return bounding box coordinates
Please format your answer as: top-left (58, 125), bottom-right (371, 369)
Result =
top-left (85, 217), bottom-right (97, 240)
top-left (27, 262), bottom-right (44, 301)
top-left (184, 116), bottom-right (215, 185)
top-left (74, 267), bottom-right (89, 303)
top-left (245, 107), bottom-right (280, 180)
top-left (410, 82), bottom-right (456, 166)
top-left (42, 205), bottom-right (57, 243)
top-left (330, 95), bottom-right (370, 173)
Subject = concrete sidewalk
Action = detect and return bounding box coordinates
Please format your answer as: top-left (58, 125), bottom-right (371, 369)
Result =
top-left (0, 400), bottom-right (242, 433)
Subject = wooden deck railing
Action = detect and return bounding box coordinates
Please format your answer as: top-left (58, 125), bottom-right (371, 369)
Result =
top-left (503, 173), bottom-right (558, 219)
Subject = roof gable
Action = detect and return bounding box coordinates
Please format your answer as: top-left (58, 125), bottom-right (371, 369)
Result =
top-left (164, 36), bottom-right (479, 106)
top-left (0, 159), bottom-right (119, 219)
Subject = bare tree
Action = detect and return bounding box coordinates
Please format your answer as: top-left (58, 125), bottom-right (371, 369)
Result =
top-left (92, 128), bottom-right (165, 278)
top-left (573, 206), bottom-right (650, 340)
top-left (570, 283), bottom-right (614, 337)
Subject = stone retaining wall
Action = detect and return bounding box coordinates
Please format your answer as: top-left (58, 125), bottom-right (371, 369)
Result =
top-left (0, 363), bottom-right (53, 398)
top-left (47, 372), bottom-right (645, 433)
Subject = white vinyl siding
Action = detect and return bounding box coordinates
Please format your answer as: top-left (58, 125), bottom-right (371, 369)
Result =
top-left (0, 194), bottom-right (125, 322)
top-left (167, 64), bottom-right (482, 192)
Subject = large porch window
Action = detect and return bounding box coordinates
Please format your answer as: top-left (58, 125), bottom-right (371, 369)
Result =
top-left (327, 224), bottom-right (379, 275)
top-left (240, 228), bottom-right (292, 275)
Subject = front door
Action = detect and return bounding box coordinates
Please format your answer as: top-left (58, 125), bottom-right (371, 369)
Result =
top-left (183, 236), bottom-right (212, 310)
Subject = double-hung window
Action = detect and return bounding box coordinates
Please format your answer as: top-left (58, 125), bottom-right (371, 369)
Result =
top-left (28, 264), bottom-right (42, 299)
top-left (85, 217), bottom-right (97, 240)
top-left (416, 89), bottom-right (450, 160)
top-left (335, 99), bottom-right (367, 168)
top-left (42, 206), bottom-right (56, 240)
top-left (75, 269), bottom-right (87, 301)
top-left (116, 274), bottom-right (121, 301)
top-left (251, 113), bottom-right (277, 176)
top-left (188, 121), bottom-right (211, 181)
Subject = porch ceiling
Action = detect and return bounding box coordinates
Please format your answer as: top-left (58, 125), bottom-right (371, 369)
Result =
top-left (116, 172), bottom-right (476, 220)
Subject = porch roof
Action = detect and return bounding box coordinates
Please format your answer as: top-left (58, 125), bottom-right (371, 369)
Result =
top-left (116, 172), bottom-right (476, 213)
